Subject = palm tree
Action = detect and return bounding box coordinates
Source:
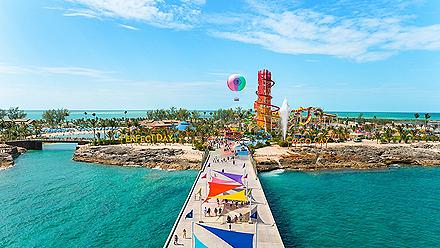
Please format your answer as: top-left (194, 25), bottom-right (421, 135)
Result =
top-left (424, 113), bottom-right (431, 127)
top-left (384, 127), bottom-right (393, 143)
top-left (91, 113), bottom-right (97, 141)
top-left (414, 113), bottom-right (420, 127)
top-left (374, 130), bottom-right (381, 144)
top-left (31, 121), bottom-right (42, 138)
top-left (397, 126), bottom-right (408, 143)
top-left (235, 107), bottom-right (244, 132)
top-left (100, 119), bottom-right (107, 140)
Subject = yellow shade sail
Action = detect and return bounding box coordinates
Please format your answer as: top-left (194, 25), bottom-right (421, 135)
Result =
top-left (212, 190), bottom-right (248, 202)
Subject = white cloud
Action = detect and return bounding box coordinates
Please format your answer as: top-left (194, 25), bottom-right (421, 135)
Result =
top-left (63, 11), bottom-right (100, 19)
top-left (63, 0), bottom-right (205, 29)
top-left (206, 72), bottom-right (230, 77)
top-left (45, 6), bottom-right (101, 19)
top-left (209, 1), bottom-right (440, 61)
top-left (0, 63), bottom-right (222, 89)
top-left (40, 66), bottom-right (114, 78)
top-left (0, 64), bottom-right (31, 74)
top-left (53, 0), bottom-right (440, 61)
top-left (0, 63), bottom-right (113, 79)
top-left (118, 24), bottom-right (140, 30)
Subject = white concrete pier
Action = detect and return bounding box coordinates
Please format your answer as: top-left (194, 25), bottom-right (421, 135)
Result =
top-left (164, 146), bottom-right (284, 248)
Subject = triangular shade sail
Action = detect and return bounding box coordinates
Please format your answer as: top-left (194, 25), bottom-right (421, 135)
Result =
top-left (207, 182), bottom-right (241, 199)
top-left (214, 170), bottom-right (244, 185)
top-left (194, 234), bottom-right (208, 248)
top-left (212, 190), bottom-right (248, 202)
top-left (247, 189), bottom-right (263, 204)
top-left (198, 224), bottom-right (254, 248)
top-left (211, 177), bottom-right (236, 185)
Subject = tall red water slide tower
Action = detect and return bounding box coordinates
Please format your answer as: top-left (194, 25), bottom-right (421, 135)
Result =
top-left (254, 69), bottom-right (280, 131)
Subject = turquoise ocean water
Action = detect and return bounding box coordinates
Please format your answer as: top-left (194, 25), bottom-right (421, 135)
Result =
top-left (23, 110), bottom-right (440, 120)
top-left (2, 145), bottom-right (440, 247)
top-left (0, 144), bottom-right (197, 248)
top-left (260, 169), bottom-right (440, 247)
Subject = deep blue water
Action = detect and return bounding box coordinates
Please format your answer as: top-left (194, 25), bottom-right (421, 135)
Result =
top-left (23, 110), bottom-right (440, 120)
top-left (260, 169), bottom-right (440, 248)
top-left (0, 144), bottom-right (197, 248)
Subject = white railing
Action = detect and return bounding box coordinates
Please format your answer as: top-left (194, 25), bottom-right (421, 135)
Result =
top-left (163, 149), bottom-right (210, 247)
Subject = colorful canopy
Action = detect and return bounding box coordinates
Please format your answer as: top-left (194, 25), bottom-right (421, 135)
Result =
top-left (207, 182), bottom-right (241, 199)
top-left (248, 189), bottom-right (259, 203)
top-left (194, 234), bottom-right (208, 248)
top-left (212, 190), bottom-right (248, 202)
top-left (250, 210), bottom-right (258, 220)
top-left (214, 170), bottom-right (244, 185)
top-left (198, 224), bottom-right (254, 248)
top-left (211, 177), bottom-right (236, 185)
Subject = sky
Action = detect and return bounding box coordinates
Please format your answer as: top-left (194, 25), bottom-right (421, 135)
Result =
top-left (0, 0), bottom-right (439, 112)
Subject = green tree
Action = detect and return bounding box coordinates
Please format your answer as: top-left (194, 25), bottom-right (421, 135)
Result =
top-left (31, 121), bottom-right (43, 138)
top-left (42, 109), bottom-right (70, 128)
top-left (356, 113), bottom-right (365, 124)
top-left (383, 128), bottom-right (394, 143)
top-left (0, 109), bottom-right (6, 119)
top-left (424, 113), bottom-right (431, 126)
top-left (7, 107), bottom-right (27, 120)
top-left (91, 113), bottom-right (97, 141)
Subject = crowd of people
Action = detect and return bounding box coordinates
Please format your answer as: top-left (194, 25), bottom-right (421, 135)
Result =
top-left (175, 138), bottom-right (252, 245)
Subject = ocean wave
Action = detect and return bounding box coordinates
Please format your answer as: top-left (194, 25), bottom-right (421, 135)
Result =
top-left (261, 169), bottom-right (285, 177)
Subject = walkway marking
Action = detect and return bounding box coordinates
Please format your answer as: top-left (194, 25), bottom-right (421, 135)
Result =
top-left (164, 147), bottom-right (284, 247)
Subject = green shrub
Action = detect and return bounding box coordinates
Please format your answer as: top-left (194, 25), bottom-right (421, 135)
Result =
top-left (278, 140), bottom-right (289, 147)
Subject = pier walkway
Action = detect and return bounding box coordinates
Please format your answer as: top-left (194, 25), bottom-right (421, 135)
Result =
top-left (164, 144), bottom-right (284, 247)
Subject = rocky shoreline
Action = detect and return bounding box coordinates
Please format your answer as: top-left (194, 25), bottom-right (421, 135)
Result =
top-left (73, 144), bottom-right (203, 170)
top-left (72, 141), bottom-right (440, 172)
top-left (0, 144), bottom-right (26, 169)
top-left (254, 142), bottom-right (440, 172)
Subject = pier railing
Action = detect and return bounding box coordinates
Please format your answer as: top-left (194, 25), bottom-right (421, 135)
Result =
top-left (163, 149), bottom-right (210, 247)
top-left (245, 144), bottom-right (258, 175)
top-left (249, 153), bottom-right (258, 176)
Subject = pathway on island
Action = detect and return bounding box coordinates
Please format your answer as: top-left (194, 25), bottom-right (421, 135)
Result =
top-left (164, 142), bottom-right (284, 248)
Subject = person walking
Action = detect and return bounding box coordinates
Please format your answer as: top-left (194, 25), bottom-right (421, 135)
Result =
top-left (183, 229), bottom-right (187, 239)
top-left (214, 208), bottom-right (218, 216)
top-left (227, 215), bottom-right (232, 223)
top-left (174, 234), bottom-right (178, 245)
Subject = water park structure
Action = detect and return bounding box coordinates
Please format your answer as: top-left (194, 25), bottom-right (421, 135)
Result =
top-left (253, 69), bottom-right (336, 133)
top-left (254, 69), bottom-right (280, 131)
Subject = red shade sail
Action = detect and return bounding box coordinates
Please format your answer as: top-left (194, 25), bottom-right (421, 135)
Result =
top-left (207, 182), bottom-right (241, 199)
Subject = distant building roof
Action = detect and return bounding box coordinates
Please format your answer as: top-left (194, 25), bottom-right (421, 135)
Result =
top-left (139, 119), bottom-right (180, 128)
top-left (1, 118), bottom-right (34, 125)
top-left (176, 121), bottom-right (190, 131)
